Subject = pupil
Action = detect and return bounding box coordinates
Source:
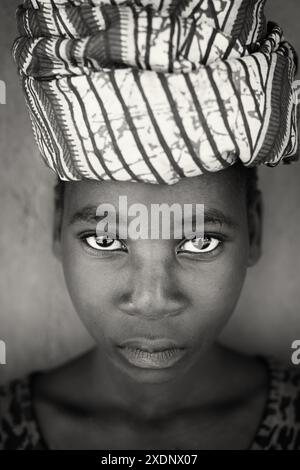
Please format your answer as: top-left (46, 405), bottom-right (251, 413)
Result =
top-left (192, 237), bottom-right (210, 249)
top-left (97, 236), bottom-right (114, 247)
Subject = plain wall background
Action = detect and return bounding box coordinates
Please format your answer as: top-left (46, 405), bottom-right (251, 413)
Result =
top-left (0, 0), bottom-right (299, 384)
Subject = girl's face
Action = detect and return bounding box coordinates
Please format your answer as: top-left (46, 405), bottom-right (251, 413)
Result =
top-left (56, 166), bottom-right (262, 383)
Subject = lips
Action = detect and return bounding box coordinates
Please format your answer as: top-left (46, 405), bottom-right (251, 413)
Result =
top-left (118, 338), bottom-right (183, 352)
top-left (117, 338), bottom-right (186, 369)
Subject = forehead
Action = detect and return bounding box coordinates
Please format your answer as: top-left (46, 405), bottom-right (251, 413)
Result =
top-left (64, 166), bottom-right (245, 210)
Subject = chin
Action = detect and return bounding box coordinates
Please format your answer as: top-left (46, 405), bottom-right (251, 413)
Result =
top-left (110, 345), bottom-right (194, 384)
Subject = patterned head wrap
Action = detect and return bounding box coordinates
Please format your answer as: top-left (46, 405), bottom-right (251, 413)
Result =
top-left (13, 0), bottom-right (299, 184)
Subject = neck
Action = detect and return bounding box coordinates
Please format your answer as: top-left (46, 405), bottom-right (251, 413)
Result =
top-left (68, 343), bottom-right (247, 420)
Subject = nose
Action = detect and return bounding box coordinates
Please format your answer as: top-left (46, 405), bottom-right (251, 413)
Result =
top-left (117, 243), bottom-right (189, 320)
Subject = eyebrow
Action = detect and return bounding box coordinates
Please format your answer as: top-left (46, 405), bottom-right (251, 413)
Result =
top-left (68, 205), bottom-right (238, 230)
top-left (201, 209), bottom-right (239, 229)
top-left (68, 205), bottom-right (107, 226)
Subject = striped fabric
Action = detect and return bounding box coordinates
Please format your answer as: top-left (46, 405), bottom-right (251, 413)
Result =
top-left (13, 0), bottom-right (299, 183)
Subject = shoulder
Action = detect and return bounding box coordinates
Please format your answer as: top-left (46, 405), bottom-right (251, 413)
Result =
top-left (0, 377), bottom-right (44, 450)
top-left (272, 365), bottom-right (300, 430)
top-left (252, 359), bottom-right (300, 450)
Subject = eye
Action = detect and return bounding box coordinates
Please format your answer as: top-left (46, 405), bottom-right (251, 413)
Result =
top-left (177, 235), bottom-right (221, 254)
top-left (84, 235), bottom-right (126, 252)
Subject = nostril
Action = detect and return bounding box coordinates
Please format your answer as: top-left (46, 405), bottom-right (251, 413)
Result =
top-left (119, 309), bottom-right (185, 320)
top-left (118, 298), bottom-right (187, 319)
top-left (116, 266), bottom-right (189, 318)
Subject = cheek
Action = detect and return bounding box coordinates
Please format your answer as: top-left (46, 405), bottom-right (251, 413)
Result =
top-left (64, 263), bottom-right (119, 342)
top-left (182, 239), bottom-right (249, 341)
top-left (61, 237), bottom-right (119, 335)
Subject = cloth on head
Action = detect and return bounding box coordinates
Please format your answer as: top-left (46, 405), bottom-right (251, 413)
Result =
top-left (13, 0), bottom-right (299, 184)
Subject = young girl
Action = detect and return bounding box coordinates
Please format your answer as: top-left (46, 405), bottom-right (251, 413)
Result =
top-left (0, 0), bottom-right (299, 450)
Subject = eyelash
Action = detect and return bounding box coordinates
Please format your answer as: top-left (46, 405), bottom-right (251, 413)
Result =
top-left (78, 232), bottom-right (226, 258)
top-left (79, 233), bottom-right (126, 254)
top-left (176, 234), bottom-right (225, 257)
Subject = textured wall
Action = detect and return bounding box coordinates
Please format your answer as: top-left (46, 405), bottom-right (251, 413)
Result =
top-left (0, 0), bottom-right (300, 384)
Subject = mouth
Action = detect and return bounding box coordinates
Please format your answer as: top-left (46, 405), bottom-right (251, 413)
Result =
top-left (117, 338), bottom-right (186, 369)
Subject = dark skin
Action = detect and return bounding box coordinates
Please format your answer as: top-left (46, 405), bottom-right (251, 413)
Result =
top-left (33, 165), bottom-right (268, 450)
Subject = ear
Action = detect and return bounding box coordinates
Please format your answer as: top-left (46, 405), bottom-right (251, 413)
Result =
top-left (52, 205), bottom-right (63, 262)
top-left (247, 190), bottom-right (263, 267)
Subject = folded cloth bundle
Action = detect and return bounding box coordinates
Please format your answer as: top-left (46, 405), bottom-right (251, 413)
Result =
top-left (13, 0), bottom-right (299, 183)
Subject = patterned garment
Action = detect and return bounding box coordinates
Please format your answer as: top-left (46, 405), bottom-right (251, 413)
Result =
top-left (0, 357), bottom-right (300, 450)
top-left (12, 0), bottom-right (299, 184)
